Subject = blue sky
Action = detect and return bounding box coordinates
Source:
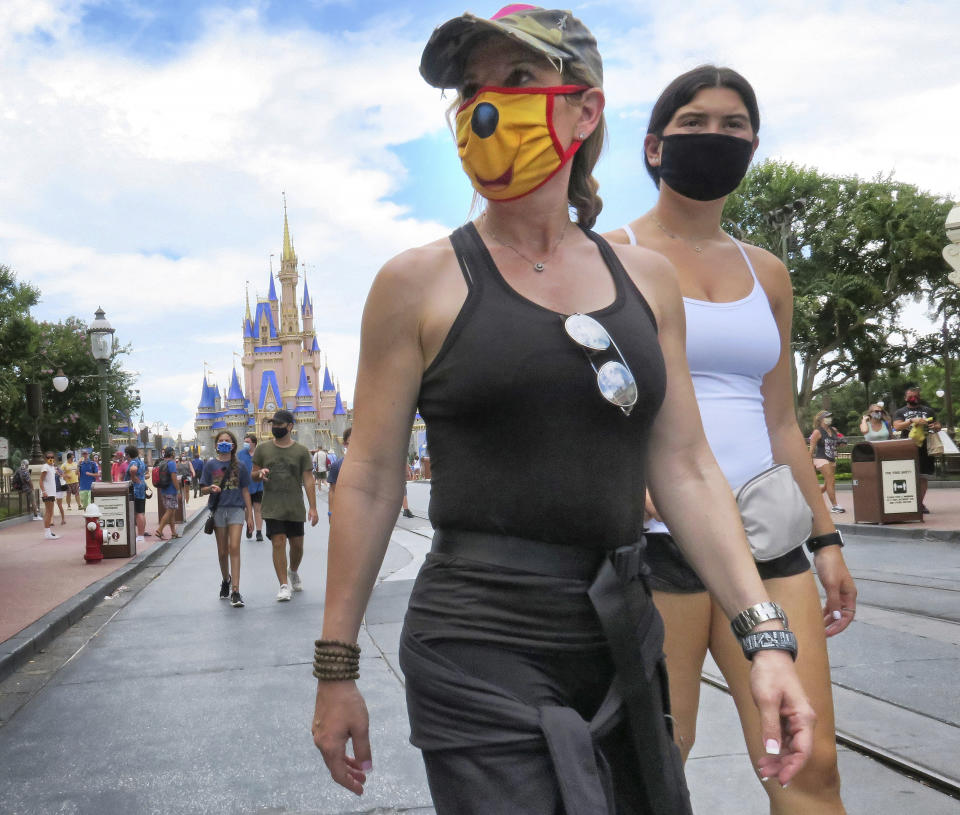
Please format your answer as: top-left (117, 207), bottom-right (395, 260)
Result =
top-left (2, 0), bottom-right (959, 440)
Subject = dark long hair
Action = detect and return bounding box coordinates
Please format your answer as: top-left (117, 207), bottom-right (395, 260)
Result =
top-left (645, 65), bottom-right (760, 186)
top-left (215, 430), bottom-right (240, 484)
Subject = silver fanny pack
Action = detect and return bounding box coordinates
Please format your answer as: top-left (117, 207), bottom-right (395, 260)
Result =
top-left (735, 464), bottom-right (812, 562)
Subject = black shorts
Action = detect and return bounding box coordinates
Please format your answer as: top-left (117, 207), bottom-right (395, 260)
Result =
top-left (918, 449), bottom-right (935, 476)
top-left (249, 491), bottom-right (263, 504)
top-left (133, 498), bottom-right (146, 514)
top-left (42, 496), bottom-right (55, 503)
top-left (644, 532), bottom-right (810, 594)
top-left (265, 518), bottom-right (305, 540)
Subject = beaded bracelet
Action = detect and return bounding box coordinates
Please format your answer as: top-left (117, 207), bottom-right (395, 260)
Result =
top-left (313, 639), bottom-right (361, 681)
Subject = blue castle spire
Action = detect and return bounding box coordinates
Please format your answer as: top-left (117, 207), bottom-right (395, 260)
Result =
top-left (296, 366), bottom-right (313, 398)
top-left (227, 368), bottom-right (244, 401)
top-left (268, 271), bottom-right (278, 302)
top-left (311, 335), bottom-right (320, 353)
top-left (197, 376), bottom-right (215, 409)
top-left (333, 392), bottom-right (345, 416)
top-left (322, 366), bottom-right (334, 392)
top-left (301, 278), bottom-right (312, 315)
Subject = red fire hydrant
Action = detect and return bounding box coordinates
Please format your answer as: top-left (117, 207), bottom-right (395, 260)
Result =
top-left (84, 503), bottom-right (104, 563)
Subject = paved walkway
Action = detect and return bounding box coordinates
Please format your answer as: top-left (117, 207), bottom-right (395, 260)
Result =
top-left (0, 498), bottom-right (203, 644)
top-left (831, 481), bottom-right (960, 538)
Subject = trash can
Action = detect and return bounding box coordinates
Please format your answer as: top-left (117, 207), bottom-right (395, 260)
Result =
top-left (850, 440), bottom-right (922, 524)
top-left (91, 480), bottom-right (137, 557)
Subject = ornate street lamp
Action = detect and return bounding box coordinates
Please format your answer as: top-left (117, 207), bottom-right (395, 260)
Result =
top-left (87, 307), bottom-right (115, 481)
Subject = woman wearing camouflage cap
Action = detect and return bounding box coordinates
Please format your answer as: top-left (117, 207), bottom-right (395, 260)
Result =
top-left (311, 7), bottom-right (814, 812)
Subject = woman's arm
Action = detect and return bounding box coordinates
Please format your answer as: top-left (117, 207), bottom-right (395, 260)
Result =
top-left (626, 248), bottom-right (814, 784)
top-left (808, 428), bottom-right (821, 457)
top-left (859, 417), bottom-right (870, 434)
top-left (313, 248), bottom-right (436, 795)
top-left (753, 249), bottom-right (856, 637)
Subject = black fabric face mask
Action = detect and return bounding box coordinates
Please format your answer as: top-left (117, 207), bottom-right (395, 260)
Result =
top-left (657, 133), bottom-right (753, 201)
top-left (271, 426), bottom-right (289, 439)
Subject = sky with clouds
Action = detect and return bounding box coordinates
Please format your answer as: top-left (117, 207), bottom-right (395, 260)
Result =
top-left (3, 0), bottom-right (959, 441)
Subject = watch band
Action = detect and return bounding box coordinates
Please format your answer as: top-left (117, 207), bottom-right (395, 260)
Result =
top-left (740, 629), bottom-right (798, 661)
top-left (730, 601), bottom-right (788, 638)
top-left (807, 530), bottom-right (844, 553)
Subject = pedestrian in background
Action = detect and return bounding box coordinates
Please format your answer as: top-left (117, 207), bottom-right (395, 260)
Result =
top-left (62, 452), bottom-right (79, 509)
top-left (154, 446), bottom-right (180, 540)
top-left (125, 444), bottom-right (148, 543)
top-left (200, 430), bottom-right (252, 608)
top-left (607, 64), bottom-right (852, 812)
top-left (177, 455), bottom-right (194, 507)
top-left (110, 450), bottom-right (127, 482)
top-left (40, 451), bottom-right (59, 539)
top-left (810, 410), bottom-right (845, 514)
top-left (860, 404), bottom-right (892, 441)
top-left (92, 453), bottom-right (102, 481)
top-left (53, 455), bottom-right (67, 525)
top-left (13, 459), bottom-right (40, 520)
top-left (251, 409), bottom-right (317, 602)
top-left (893, 386), bottom-right (941, 513)
top-left (191, 450), bottom-right (204, 498)
top-left (326, 427), bottom-right (350, 524)
top-left (77, 450), bottom-right (98, 510)
top-left (238, 433), bottom-right (264, 541)
top-left (313, 447), bottom-right (328, 491)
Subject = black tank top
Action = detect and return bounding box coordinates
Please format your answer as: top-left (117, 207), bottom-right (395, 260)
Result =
top-left (814, 428), bottom-right (837, 461)
top-left (418, 223), bottom-right (666, 549)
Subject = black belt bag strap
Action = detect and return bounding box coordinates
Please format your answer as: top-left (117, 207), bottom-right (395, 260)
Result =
top-left (588, 543), bottom-right (693, 815)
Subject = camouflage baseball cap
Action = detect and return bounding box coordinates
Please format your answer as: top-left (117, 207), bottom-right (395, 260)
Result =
top-left (420, 5), bottom-right (602, 90)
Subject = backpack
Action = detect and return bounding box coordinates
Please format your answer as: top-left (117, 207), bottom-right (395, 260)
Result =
top-left (12, 469), bottom-right (25, 490)
top-left (151, 465), bottom-right (160, 486)
top-left (157, 461), bottom-right (172, 488)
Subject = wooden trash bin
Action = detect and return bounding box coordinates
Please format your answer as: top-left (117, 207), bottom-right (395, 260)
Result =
top-left (851, 439), bottom-right (922, 524)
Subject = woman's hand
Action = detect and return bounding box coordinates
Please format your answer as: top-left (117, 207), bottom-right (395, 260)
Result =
top-left (815, 546), bottom-right (857, 636)
top-left (749, 649), bottom-right (816, 787)
top-left (313, 680), bottom-right (372, 795)
top-left (210, 484), bottom-right (221, 494)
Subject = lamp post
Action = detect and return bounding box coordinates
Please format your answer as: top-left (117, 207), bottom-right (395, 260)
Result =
top-left (87, 307), bottom-right (115, 481)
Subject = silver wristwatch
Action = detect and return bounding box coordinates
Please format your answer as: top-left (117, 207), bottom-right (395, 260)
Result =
top-left (730, 601), bottom-right (788, 638)
top-left (740, 629), bottom-right (798, 661)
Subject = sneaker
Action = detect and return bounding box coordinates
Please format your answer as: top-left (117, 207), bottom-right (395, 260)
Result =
top-left (44, 530), bottom-right (59, 539)
top-left (32, 515), bottom-right (42, 521)
top-left (219, 577), bottom-right (231, 599)
top-left (245, 524), bottom-right (252, 539)
top-left (402, 508), bottom-right (414, 518)
top-left (830, 506), bottom-right (846, 513)
top-left (921, 504), bottom-right (931, 514)
top-left (288, 570), bottom-right (303, 592)
top-left (256, 530), bottom-right (264, 542)
top-left (277, 583), bottom-right (292, 602)
top-left (230, 590), bottom-right (244, 608)
top-left (136, 535), bottom-right (144, 543)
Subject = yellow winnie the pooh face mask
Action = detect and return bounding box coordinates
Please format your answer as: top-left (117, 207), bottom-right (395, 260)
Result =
top-left (455, 85), bottom-right (588, 201)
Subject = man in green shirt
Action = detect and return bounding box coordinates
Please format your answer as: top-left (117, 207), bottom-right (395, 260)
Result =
top-left (251, 409), bottom-right (318, 601)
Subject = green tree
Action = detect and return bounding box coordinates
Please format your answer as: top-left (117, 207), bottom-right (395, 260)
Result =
top-left (0, 266), bottom-right (139, 453)
top-left (723, 161), bottom-right (953, 412)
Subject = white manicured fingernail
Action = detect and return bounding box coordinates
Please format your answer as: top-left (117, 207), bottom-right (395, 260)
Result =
top-left (832, 610), bottom-right (842, 621)
top-left (361, 760), bottom-right (373, 771)
top-left (760, 775), bottom-right (769, 782)
top-left (765, 739), bottom-right (780, 755)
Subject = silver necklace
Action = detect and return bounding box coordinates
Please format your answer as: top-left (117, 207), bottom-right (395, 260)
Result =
top-left (652, 216), bottom-right (718, 254)
top-left (482, 215), bottom-right (570, 272)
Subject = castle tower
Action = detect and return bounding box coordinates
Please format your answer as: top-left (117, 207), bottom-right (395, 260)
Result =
top-left (318, 364), bottom-right (337, 421)
top-left (223, 368), bottom-right (250, 439)
top-left (194, 376), bottom-right (218, 455)
top-left (292, 365), bottom-right (318, 450)
top-left (278, 197), bottom-right (302, 402)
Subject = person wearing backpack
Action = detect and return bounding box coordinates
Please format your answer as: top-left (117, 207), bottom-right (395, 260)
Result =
top-left (125, 444), bottom-right (148, 543)
top-left (13, 460), bottom-right (41, 520)
top-left (154, 446), bottom-right (180, 540)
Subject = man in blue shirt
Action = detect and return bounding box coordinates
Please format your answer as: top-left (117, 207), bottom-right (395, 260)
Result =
top-left (191, 451), bottom-right (204, 498)
top-left (77, 450), bottom-right (99, 510)
top-left (125, 444), bottom-right (148, 543)
top-left (155, 446), bottom-right (180, 540)
top-left (238, 433), bottom-right (264, 541)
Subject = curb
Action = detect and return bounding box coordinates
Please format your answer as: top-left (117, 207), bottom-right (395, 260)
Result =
top-left (837, 522), bottom-right (960, 543)
top-left (0, 511), bottom-right (205, 683)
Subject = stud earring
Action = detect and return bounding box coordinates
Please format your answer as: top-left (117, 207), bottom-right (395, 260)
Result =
top-left (578, 132), bottom-right (586, 140)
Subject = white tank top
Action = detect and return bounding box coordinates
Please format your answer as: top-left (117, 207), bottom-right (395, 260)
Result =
top-left (621, 224), bottom-right (781, 534)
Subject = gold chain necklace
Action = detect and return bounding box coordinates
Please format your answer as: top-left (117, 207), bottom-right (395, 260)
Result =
top-left (652, 216), bottom-right (719, 254)
top-left (482, 214), bottom-right (570, 273)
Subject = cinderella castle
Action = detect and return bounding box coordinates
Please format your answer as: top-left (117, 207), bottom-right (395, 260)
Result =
top-left (194, 203), bottom-right (350, 455)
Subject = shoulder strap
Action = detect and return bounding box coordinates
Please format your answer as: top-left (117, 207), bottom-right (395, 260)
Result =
top-left (726, 235), bottom-right (760, 284)
top-left (622, 223), bottom-right (638, 246)
top-left (449, 225), bottom-right (483, 290)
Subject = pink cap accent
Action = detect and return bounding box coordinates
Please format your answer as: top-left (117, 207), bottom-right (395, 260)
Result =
top-left (491, 4), bottom-right (539, 20)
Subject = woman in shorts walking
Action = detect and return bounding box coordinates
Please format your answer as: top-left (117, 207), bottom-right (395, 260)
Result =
top-left (200, 430), bottom-right (253, 608)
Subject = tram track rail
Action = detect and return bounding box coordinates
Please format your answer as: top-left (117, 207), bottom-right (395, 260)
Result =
top-left (700, 672), bottom-right (960, 801)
